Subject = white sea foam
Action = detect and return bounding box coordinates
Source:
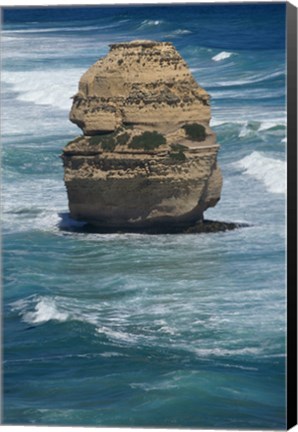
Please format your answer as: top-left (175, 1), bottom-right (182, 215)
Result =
top-left (10, 298), bottom-right (33, 312)
top-left (218, 363), bottom-right (258, 371)
top-left (212, 51), bottom-right (234, 61)
top-left (239, 121), bottom-right (250, 137)
top-left (189, 68), bottom-right (197, 73)
top-left (130, 380), bottom-right (178, 392)
top-left (139, 19), bottom-right (163, 28)
top-left (210, 114), bottom-right (286, 130)
top-left (11, 295), bottom-right (142, 347)
top-left (2, 178), bottom-right (67, 234)
top-left (96, 327), bottom-right (139, 343)
top-left (238, 120), bottom-right (285, 138)
top-left (2, 69), bottom-right (85, 110)
top-left (173, 29), bottom-right (192, 35)
top-left (235, 151), bottom-right (286, 194)
top-left (258, 121), bottom-right (285, 131)
top-left (100, 352), bottom-right (124, 358)
top-left (12, 295), bottom-right (101, 326)
top-left (193, 347), bottom-right (262, 357)
top-left (210, 119), bottom-right (253, 129)
top-left (2, 207), bottom-right (63, 234)
top-left (209, 119), bottom-right (229, 127)
top-left (23, 297), bottom-right (69, 324)
top-left (157, 325), bottom-right (177, 336)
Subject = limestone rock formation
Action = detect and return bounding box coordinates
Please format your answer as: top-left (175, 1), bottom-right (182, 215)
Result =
top-left (62, 40), bottom-right (222, 232)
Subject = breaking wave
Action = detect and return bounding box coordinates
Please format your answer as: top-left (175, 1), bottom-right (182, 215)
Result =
top-left (235, 151), bottom-right (286, 194)
top-left (10, 295), bottom-right (103, 326)
top-left (2, 69), bottom-right (85, 110)
top-left (212, 51), bottom-right (234, 61)
top-left (9, 294), bottom-right (274, 358)
top-left (25, 298), bottom-right (69, 324)
top-left (11, 296), bottom-right (69, 324)
top-left (2, 177), bottom-right (67, 234)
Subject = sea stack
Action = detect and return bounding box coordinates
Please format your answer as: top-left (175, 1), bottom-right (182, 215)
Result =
top-left (62, 40), bottom-right (222, 232)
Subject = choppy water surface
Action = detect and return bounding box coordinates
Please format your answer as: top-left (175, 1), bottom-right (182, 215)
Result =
top-left (2, 4), bottom-right (286, 428)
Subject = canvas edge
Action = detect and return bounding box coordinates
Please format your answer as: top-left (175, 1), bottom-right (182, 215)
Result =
top-left (287, 1), bottom-right (298, 430)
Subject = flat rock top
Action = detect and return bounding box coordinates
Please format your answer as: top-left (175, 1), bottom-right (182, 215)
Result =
top-left (109, 40), bottom-right (170, 49)
top-left (70, 39), bottom-right (212, 134)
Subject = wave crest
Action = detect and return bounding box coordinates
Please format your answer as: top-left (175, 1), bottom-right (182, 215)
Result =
top-left (19, 297), bottom-right (69, 324)
top-left (212, 51), bottom-right (234, 61)
top-left (139, 19), bottom-right (163, 29)
top-left (2, 69), bottom-right (85, 110)
top-left (235, 151), bottom-right (286, 194)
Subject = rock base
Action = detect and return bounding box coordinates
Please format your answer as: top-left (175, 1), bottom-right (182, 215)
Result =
top-left (59, 216), bottom-right (249, 235)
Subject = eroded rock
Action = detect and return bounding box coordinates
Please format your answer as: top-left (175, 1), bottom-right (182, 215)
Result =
top-left (62, 40), bottom-right (223, 231)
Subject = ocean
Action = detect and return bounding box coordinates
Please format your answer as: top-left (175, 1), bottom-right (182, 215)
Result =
top-left (2, 3), bottom-right (287, 429)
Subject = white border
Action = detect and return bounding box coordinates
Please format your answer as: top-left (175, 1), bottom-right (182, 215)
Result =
top-left (1, 1), bottom-right (297, 432)
top-left (0, 0), bottom-right (295, 7)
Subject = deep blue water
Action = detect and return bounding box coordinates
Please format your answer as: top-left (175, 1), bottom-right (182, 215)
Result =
top-left (2, 3), bottom-right (287, 429)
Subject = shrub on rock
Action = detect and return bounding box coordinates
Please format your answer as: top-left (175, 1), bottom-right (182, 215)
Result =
top-left (183, 123), bottom-right (206, 141)
top-left (129, 131), bottom-right (166, 151)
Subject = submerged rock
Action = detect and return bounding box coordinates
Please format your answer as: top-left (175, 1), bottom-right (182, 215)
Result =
top-left (62, 40), bottom-right (223, 231)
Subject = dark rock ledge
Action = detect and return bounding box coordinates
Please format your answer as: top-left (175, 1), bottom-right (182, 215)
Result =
top-left (59, 216), bottom-right (249, 235)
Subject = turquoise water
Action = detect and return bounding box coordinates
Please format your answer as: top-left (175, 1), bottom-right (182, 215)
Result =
top-left (2, 4), bottom-right (287, 429)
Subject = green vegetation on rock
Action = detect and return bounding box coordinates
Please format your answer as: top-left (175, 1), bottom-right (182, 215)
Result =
top-left (88, 127), bottom-right (131, 151)
top-left (171, 143), bottom-right (188, 152)
top-left (117, 132), bottom-right (130, 146)
top-left (168, 143), bottom-right (187, 162)
top-left (128, 131), bottom-right (166, 151)
top-left (89, 135), bottom-right (105, 145)
top-left (169, 150), bottom-right (186, 162)
top-left (182, 123), bottom-right (206, 141)
top-left (89, 134), bottom-right (116, 151)
top-left (101, 139), bottom-right (117, 152)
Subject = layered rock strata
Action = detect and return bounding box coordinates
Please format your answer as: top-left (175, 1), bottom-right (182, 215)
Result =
top-left (62, 40), bottom-right (222, 231)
